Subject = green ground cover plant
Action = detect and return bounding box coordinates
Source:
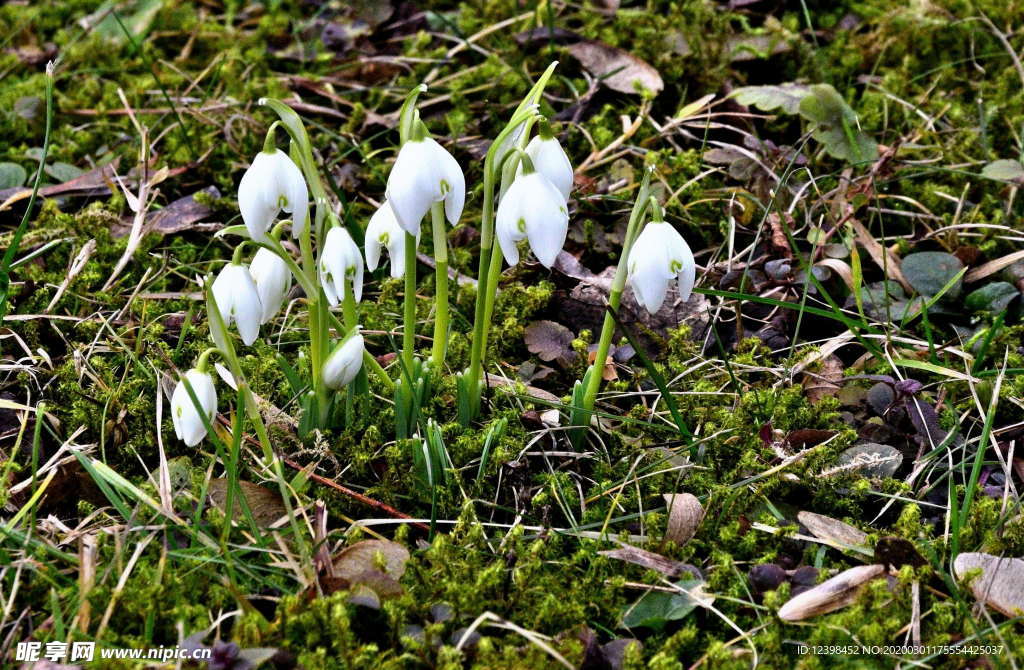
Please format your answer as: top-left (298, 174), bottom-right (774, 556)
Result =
top-left (2, 1), bottom-right (1024, 668)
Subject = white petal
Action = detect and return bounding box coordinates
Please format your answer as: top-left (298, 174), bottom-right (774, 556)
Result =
top-left (428, 138), bottom-right (466, 225)
top-left (495, 182), bottom-right (528, 267)
top-left (386, 140), bottom-right (437, 235)
top-left (526, 136), bottom-right (573, 200)
top-left (237, 152), bottom-right (278, 243)
top-left (320, 227), bottom-right (362, 306)
top-left (676, 235), bottom-right (696, 302)
top-left (388, 234), bottom-right (406, 279)
top-left (249, 247), bottom-right (291, 323)
top-left (322, 333), bottom-right (365, 389)
top-left (171, 369), bottom-right (216, 446)
top-left (365, 234), bottom-right (382, 272)
top-left (232, 267), bottom-right (264, 345)
top-left (273, 151), bottom-right (309, 238)
top-left (523, 173), bottom-right (569, 268)
top-left (627, 225), bottom-right (676, 314)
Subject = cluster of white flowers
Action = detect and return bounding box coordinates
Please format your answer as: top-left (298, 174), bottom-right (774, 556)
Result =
top-left (171, 95), bottom-right (698, 446)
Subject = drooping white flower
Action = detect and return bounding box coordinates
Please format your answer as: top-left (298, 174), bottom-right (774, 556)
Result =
top-left (170, 369), bottom-right (217, 446)
top-left (626, 221), bottom-right (696, 314)
top-left (212, 263), bottom-right (264, 346)
top-left (385, 137), bottom-right (465, 235)
top-left (496, 171), bottom-right (568, 268)
top-left (248, 247), bottom-right (292, 324)
top-left (238, 149), bottom-right (309, 242)
top-left (523, 135), bottom-right (573, 200)
top-left (322, 331), bottom-right (365, 390)
top-left (319, 226), bottom-right (364, 306)
top-left (365, 201), bottom-right (413, 279)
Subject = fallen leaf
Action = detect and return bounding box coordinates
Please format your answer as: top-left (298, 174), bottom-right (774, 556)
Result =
top-left (524, 320), bottom-right (577, 366)
top-left (797, 511), bottom-right (868, 549)
top-left (333, 539), bottom-right (409, 582)
top-left (113, 187), bottom-right (220, 237)
top-left (981, 159), bottom-right (1024, 184)
top-left (873, 536), bottom-right (926, 570)
top-left (0, 158), bottom-right (123, 211)
top-left (778, 564), bottom-right (886, 621)
top-left (663, 493), bottom-right (703, 546)
top-left (487, 376), bottom-right (562, 405)
top-left (514, 26), bottom-right (581, 46)
top-left (731, 83), bottom-right (811, 114)
top-left (327, 539), bottom-right (410, 608)
top-left (953, 553), bottom-right (1024, 617)
top-left (785, 429), bottom-right (837, 449)
top-left (599, 545), bottom-right (700, 579)
top-left (567, 40), bottom-right (663, 96)
top-left (802, 355), bottom-right (843, 404)
top-left (207, 479), bottom-right (288, 527)
top-left (832, 442), bottom-right (903, 479)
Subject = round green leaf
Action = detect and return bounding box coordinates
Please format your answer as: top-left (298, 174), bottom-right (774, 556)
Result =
top-left (901, 251), bottom-right (963, 299)
top-left (44, 162), bottom-right (85, 183)
top-left (965, 282), bottom-right (1020, 314)
top-left (0, 162), bottom-right (28, 189)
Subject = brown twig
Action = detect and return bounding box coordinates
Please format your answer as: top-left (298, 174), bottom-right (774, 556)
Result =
top-left (282, 458), bottom-right (430, 532)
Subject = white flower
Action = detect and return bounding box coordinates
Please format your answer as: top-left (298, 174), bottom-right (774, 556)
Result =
top-left (523, 135), bottom-right (573, 200)
top-left (170, 369), bottom-right (217, 446)
top-left (320, 226), bottom-right (363, 306)
top-left (365, 201), bottom-right (413, 279)
top-left (238, 149), bottom-right (309, 242)
top-left (322, 332), bottom-right (365, 389)
top-left (385, 137), bottom-right (465, 235)
top-left (496, 171), bottom-right (568, 268)
top-left (212, 263), bottom-right (264, 346)
top-left (248, 247), bottom-right (292, 323)
top-left (626, 221), bottom-right (696, 314)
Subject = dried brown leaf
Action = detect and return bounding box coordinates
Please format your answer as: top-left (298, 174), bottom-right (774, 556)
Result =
top-left (953, 553), bottom-right (1024, 617)
top-left (802, 355), bottom-right (843, 404)
top-left (663, 493), bottom-right (704, 546)
top-left (567, 40), bottom-right (663, 96)
top-left (797, 511), bottom-right (868, 549)
top-left (524, 320), bottom-right (576, 366)
top-left (778, 564), bottom-right (886, 621)
top-left (207, 479), bottom-right (287, 528)
top-left (598, 545), bottom-right (697, 579)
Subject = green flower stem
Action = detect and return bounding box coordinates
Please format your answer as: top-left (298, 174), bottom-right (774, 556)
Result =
top-left (463, 109), bottom-right (544, 417)
top-left (402, 231), bottom-right (418, 371)
top-left (579, 169), bottom-right (655, 420)
top-left (195, 347), bottom-right (222, 373)
top-left (206, 287), bottom-right (313, 582)
top-left (430, 202), bottom-right (449, 368)
top-left (230, 241), bottom-right (248, 265)
top-left (262, 121), bottom-right (281, 153)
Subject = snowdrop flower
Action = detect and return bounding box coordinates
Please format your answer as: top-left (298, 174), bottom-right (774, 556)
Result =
top-left (238, 149), bottom-right (309, 242)
top-left (365, 201), bottom-right (413, 279)
top-left (385, 137), bottom-right (465, 235)
top-left (320, 226), bottom-right (363, 306)
top-left (522, 134), bottom-right (573, 200)
top-left (322, 331), bottom-right (365, 389)
top-left (496, 171), bottom-right (568, 268)
top-left (212, 263), bottom-right (264, 346)
top-left (626, 221), bottom-right (696, 314)
top-left (248, 247), bottom-right (292, 324)
top-left (170, 369), bottom-right (217, 446)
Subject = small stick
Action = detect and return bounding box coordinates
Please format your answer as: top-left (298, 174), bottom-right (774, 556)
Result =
top-left (283, 458), bottom-right (430, 532)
